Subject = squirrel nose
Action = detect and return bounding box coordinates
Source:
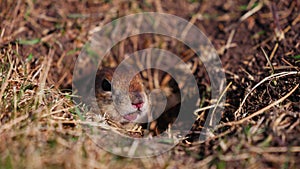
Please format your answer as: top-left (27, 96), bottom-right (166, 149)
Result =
top-left (132, 102), bottom-right (144, 109)
top-left (130, 92), bottom-right (144, 109)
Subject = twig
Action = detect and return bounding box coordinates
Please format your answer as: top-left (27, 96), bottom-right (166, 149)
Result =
top-left (154, 0), bottom-right (163, 13)
top-left (209, 82), bottom-right (232, 126)
top-left (219, 153), bottom-right (250, 161)
top-left (249, 146), bottom-right (300, 153)
top-left (240, 2), bottom-right (263, 22)
top-left (269, 42), bottom-right (278, 61)
top-left (35, 49), bottom-right (54, 108)
top-left (189, 125), bottom-right (236, 146)
top-left (41, 105), bottom-right (77, 118)
top-left (234, 71), bottom-right (299, 117)
top-left (281, 57), bottom-right (300, 71)
top-left (194, 103), bottom-right (230, 115)
top-left (0, 114), bottom-right (29, 134)
top-left (219, 83), bottom-right (299, 128)
top-left (8, 0), bottom-right (21, 36)
top-left (263, 66), bottom-right (297, 70)
top-left (195, 155), bottom-right (215, 168)
top-left (225, 29), bottom-right (236, 53)
top-left (271, 2), bottom-right (285, 40)
top-left (261, 47), bottom-right (274, 74)
top-left (181, 13), bottom-right (200, 39)
top-left (0, 59), bottom-right (14, 104)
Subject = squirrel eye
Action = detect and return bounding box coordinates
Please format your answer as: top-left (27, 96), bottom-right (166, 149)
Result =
top-left (101, 79), bottom-right (111, 91)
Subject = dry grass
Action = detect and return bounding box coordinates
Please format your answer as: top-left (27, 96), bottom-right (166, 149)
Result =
top-left (0, 0), bottom-right (300, 169)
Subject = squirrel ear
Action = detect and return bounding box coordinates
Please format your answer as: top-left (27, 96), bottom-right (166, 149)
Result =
top-left (101, 78), bottom-right (111, 92)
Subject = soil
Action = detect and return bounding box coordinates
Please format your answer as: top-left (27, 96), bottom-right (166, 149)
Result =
top-left (0, 0), bottom-right (299, 168)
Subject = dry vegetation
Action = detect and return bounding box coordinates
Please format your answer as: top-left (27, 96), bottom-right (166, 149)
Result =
top-left (0, 0), bottom-right (300, 169)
